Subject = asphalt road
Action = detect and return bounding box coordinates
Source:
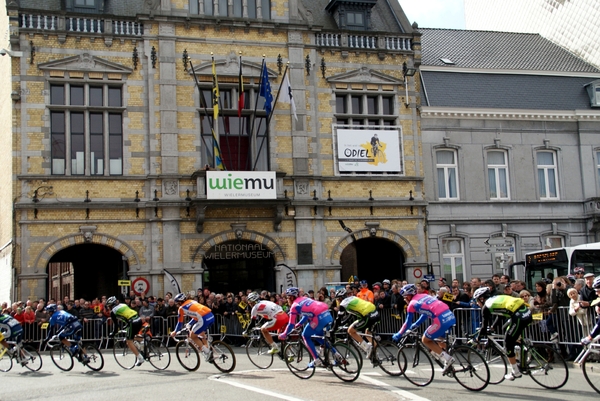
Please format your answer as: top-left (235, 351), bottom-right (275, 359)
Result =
top-left (0, 345), bottom-right (597, 401)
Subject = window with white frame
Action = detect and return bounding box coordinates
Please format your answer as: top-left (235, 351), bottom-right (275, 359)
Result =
top-left (597, 150), bottom-right (600, 189)
top-left (335, 92), bottom-right (396, 126)
top-left (543, 236), bottom-right (564, 249)
top-left (442, 238), bottom-right (464, 283)
top-left (487, 150), bottom-right (510, 199)
top-left (49, 83), bottom-right (123, 176)
top-left (436, 149), bottom-right (459, 200)
top-left (537, 151), bottom-right (559, 199)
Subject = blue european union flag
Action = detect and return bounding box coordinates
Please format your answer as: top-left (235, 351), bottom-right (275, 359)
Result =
top-left (259, 63), bottom-right (272, 116)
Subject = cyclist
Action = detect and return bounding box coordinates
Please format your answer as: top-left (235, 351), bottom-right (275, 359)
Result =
top-left (473, 286), bottom-right (532, 381)
top-left (335, 288), bottom-right (380, 357)
top-left (42, 303), bottom-right (89, 363)
top-left (0, 313), bottom-right (26, 365)
top-left (278, 287), bottom-right (333, 368)
top-left (581, 276), bottom-right (600, 345)
top-left (370, 133), bottom-right (381, 157)
top-left (170, 293), bottom-right (215, 359)
top-left (392, 283), bottom-right (457, 373)
top-left (106, 296), bottom-right (145, 366)
top-left (242, 292), bottom-right (289, 355)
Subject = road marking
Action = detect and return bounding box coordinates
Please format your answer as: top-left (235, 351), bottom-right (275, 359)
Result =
top-left (359, 374), bottom-right (432, 401)
top-left (208, 374), bottom-right (307, 401)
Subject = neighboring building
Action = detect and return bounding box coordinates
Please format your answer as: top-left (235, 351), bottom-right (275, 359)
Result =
top-left (464, 0), bottom-right (600, 69)
top-left (0, 0), bottom-right (12, 303)
top-left (4, 0), bottom-right (426, 301)
top-left (419, 28), bottom-right (600, 283)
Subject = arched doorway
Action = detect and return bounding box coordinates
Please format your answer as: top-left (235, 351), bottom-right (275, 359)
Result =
top-left (340, 237), bottom-right (405, 284)
top-left (47, 244), bottom-right (127, 301)
top-left (202, 239), bottom-right (276, 294)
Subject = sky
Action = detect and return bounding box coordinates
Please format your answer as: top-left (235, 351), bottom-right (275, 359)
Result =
top-left (398, 0), bottom-right (466, 29)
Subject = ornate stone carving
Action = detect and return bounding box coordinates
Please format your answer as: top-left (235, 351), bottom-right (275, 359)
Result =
top-left (163, 180), bottom-right (178, 196)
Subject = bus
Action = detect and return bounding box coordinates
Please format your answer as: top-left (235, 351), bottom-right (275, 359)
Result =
top-left (521, 242), bottom-right (600, 291)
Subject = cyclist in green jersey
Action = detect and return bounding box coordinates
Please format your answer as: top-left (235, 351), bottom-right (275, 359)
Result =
top-left (473, 287), bottom-right (532, 381)
top-left (106, 296), bottom-right (144, 366)
top-left (335, 288), bottom-right (380, 355)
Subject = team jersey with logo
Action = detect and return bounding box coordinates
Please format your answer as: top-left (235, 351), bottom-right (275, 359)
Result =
top-left (250, 300), bottom-right (283, 320)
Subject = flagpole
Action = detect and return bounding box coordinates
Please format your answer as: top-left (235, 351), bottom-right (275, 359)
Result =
top-left (211, 54), bottom-right (225, 170)
top-left (188, 57), bottom-right (220, 168)
top-left (237, 52), bottom-right (243, 170)
top-left (252, 63), bottom-right (289, 171)
top-left (246, 56), bottom-right (266, 170)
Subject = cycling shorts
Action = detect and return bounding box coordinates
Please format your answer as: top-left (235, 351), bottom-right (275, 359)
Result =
top-left (191, 312), bottom-right (215, 335)
top-left (0, 321), bottom-right (23, 344)
top-left (58, 321), bottom-right (83, 341)
top-left (352, 310), bottom-right (381, 332)
top-left (127, 317), bottom-right (143, 340)
top-left (424, 310), bottom-right (456, 340)
top-left (261, 311), bottom-right (289, 332)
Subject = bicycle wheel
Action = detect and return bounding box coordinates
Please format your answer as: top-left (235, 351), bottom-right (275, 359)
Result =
top-left (451, 345), bottom-right (490, 392)
top-left (50, 344), bottom-right (74, 371)
top-left (483, 343), bottom-right (508, 384)
top-left (284, 341), bottom-right (315, 379)
top-left (0, 347), bottom-right (13, 372)
top-left (113, 340), bottom-right (136, 369)
top-left (582, 352), bottom-right (600, 394)
top-left (148, 339), bottom-right (171, 370)
top-left (82, 344), bottom-right (104, 371)
top-left (374, 340), bottom-right (402, 376)
top-left (397, 343), bottom-right (435, 387)
top-left (175, 340), bottom-right (200, 371)
top-left (246, 337), bottom-right (274, 369)
top-left (329, 342), bottom-right (361, 382)
top-left (211, 340), bottom-right (236, 373)
top-left (22, 345), bottom-right (42, 372)
top-left (526, 344), bottom-right (568, 389)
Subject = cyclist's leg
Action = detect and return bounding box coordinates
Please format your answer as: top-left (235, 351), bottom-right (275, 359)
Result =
top-left (126, 318), bottom-right (143, 356)
top-left (190, 316), bottom-right (207, 350)
top-left (505, 310), bottom-right (532, 377)
top-left (195, 312), bottom-right (215, 351)
top-left (423, 311), bottom-right (456, 363)
top-left (347, 319), bottom-right (365, 345)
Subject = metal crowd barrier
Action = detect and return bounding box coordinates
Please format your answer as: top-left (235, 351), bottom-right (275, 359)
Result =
top-left (20, 306), bottom-right (597, 348)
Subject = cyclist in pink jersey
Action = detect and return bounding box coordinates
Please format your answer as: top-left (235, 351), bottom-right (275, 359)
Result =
top-left (278, 287), bottom-right (333, 368)
top-left (392, 283), bottom-right (457, 373)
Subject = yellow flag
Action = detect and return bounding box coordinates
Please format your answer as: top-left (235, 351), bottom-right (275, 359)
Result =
top-left (212, 58), bottom-right (219, 121)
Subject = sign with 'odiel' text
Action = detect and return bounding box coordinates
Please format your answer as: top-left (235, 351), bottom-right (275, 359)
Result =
top-left (206, 171), bottom-right (277, 199)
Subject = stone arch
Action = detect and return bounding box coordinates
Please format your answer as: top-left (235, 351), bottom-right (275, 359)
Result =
top-left (191, 229), bottom-right (286, 267)
top-left (33, 232), bottom-right (140, 273)
top-left (329, 228), bottom-right (415, 265)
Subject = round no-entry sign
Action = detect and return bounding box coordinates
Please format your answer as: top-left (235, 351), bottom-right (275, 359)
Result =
top-left (132, 277), bottom-right (150, 296)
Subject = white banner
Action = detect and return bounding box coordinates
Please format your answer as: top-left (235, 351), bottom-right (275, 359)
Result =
top-left (336, 128), bottom-right (402, 172)
top-left (207, 171), bottom-right (277, 199)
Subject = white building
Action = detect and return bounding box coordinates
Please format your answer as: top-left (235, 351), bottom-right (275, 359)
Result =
top-left (464, 0), bottom-right (600, 69)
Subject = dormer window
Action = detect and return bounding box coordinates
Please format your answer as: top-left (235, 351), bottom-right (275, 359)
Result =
top-left (585, 80), bottom-right (600, 108)
top-left (67, 0), bottom-right (104, 13)
top-left (326, 0), bottom-right (377, 31)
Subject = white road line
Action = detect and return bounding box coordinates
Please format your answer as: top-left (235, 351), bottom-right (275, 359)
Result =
top-left (208, 375), bottom-right (307, 401)
top-left (359, 374), bottom-right (432, 401)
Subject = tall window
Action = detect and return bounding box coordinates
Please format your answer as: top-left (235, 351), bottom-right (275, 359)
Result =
top-left (436, 149), bottom-right (459, 200)
top-left (50, 83), bottom-right (123, 176)
top-left (537, 151), bottom-right (559, 199)
top-left (199, 86), bottom-right (268, 171)
top-left (335, 93), bottom-right (395, 126)
top-left (487, 150), bottom-right (510, 199)
top-left (544, 236), bottom-right (564, 249)
top-left (442, 239), bottom-right (464, 283)
top-left (597, 151), bottom-right (600, 189)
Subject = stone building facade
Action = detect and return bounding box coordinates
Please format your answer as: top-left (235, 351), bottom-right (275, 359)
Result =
top-left (4, 0), bottom-right (427, 301)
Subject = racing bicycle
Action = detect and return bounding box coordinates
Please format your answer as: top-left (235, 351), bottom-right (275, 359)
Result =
top-left (574, 335), bottom-right (600, 393)
top-left (175, 327), bottom-right (236, 373)
top-left (245, 326), bottom-right (300, 369)
top-left (113, 325), bottom-right (170, 370)
top-left (0, 340), bottom-right (42, 372)
top-left (47, 334), bottom-right (104, 371)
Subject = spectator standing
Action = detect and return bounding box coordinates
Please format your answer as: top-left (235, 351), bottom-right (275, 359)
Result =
top-left (580, 273), bottom-right (598, 308)
top-left (138, 298), bottom-right (154, 324)
top-left (79, 300), bottom-right (95, 323)
top-left (357, 280), bottom-right (374, 303)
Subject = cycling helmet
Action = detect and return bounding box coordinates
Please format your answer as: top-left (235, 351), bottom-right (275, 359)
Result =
top-left (247, 292), bottom-right (260, 303)
top-left (285, 287), bottom-right (299, 297)
top-left (574, 266), bottom-right (585, 274)
top-left (473, 287), bottom-right (491, 300)
top-left (400, 284), bottom-right (417, 297)
top-left (593, 276), bottom-right (600, 290)
top-left (45, 303), bottom-right (57, 314)
top-left (105, 296), bottom-right (117, 309)
top-left (335, 288), bottom-right (347, 298)
top-left (174, 293), bottom-right (187, 303)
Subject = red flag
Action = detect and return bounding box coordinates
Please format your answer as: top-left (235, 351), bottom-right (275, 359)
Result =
top-left (238, 56), bottom-right (244, 118)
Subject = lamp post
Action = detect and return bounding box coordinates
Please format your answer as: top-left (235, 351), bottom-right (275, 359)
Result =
top-left (402, 61), bottom-right (417, 107)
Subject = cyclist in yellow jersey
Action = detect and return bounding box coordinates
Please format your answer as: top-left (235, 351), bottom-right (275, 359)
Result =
top-left (473, 287), bottom-right (532, 381)
top-left (106, 296), bottom-right (145, 366)
top-left (335, 289), bottom-right (380, 356)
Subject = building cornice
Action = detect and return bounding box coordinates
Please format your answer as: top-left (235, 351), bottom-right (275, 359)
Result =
top-left (420, 106), bottom-right (600, 121)
top-left (419, 65), bottom-right (600, 79)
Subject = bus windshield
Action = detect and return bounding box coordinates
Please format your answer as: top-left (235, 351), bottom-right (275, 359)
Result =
top-left (524, 243), bottom-right (600, 292)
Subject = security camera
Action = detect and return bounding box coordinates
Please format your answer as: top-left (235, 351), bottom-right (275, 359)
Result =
top-left (0, 49), bottom-right (6, 56)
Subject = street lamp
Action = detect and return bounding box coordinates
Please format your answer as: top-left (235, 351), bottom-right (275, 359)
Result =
top-left (402, 61), bottom-right (417, 108)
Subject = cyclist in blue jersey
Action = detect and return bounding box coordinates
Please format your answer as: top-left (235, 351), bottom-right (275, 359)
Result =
top-left (0, 313), bottom-right (26, 365)
top-left (43, 304), bottom-right (89, 362)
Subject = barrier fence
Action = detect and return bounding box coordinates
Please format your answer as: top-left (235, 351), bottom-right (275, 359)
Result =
top-left (18, 306), bottom-right (597, 348)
